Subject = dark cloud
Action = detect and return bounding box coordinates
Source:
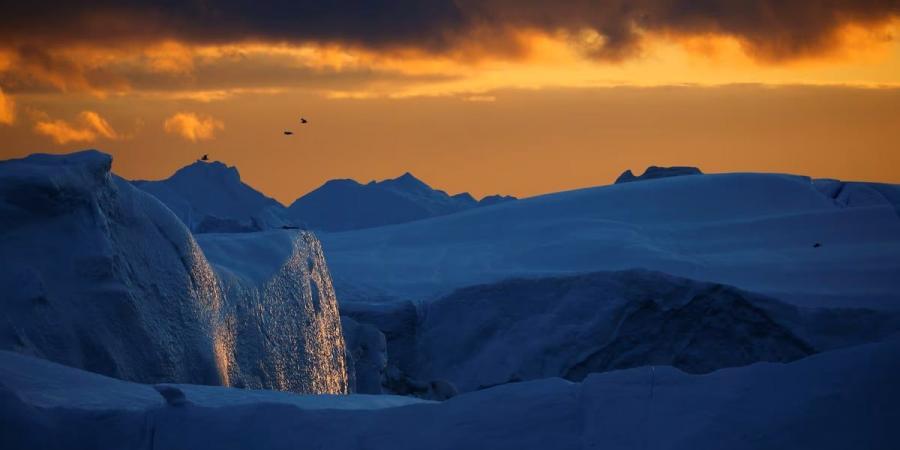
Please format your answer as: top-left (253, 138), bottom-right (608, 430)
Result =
top-left (462, 1), bottom-right (900, 60)
top-left (0, 1), bottom-right (897, 60)
top-left (0, 44), bottom-right (459, 95)
top-left (0, 1), bottom-right (468, 50)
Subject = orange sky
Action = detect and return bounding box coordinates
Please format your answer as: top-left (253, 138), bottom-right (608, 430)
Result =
top-left (1, 4), bottom-right (899, 203)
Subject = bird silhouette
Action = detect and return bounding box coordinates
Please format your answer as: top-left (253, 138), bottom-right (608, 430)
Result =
top-left (284, 131), bottom-right (293, 135)
top-left (813, 242), bottom-right (822, 248)
top-left (201, 154), bottom-right (209, 161)
top-left (300, 118), bottom-right (308, 124)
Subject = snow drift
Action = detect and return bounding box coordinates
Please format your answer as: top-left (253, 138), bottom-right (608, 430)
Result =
top-left (2, 337), bottom-right (898, 450)
top-left (0, 151), bottom-right (347, 394)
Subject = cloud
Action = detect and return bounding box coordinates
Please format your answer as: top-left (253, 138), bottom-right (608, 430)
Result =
top-left (163, 112), bottom-right (224, 142)
top-left (0, 43), bottom-right (457, 96)
top-left (33, 110), bottom-right (119, 144)
top-left (0, 87), bottom-right (14, 124)
top-left (34, 120), bottom-right (95, 143)
top-left (79, 111), bottom-right (118, 139)
top-left (0, 1), bottom-right (896, 62)
top-left (463, 95), bottom-right (496, 102)
top-left (0, 2), bottom-right (896, 98)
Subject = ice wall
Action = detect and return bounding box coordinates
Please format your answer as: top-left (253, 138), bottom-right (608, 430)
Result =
top-left (198, 230), bottom-right (348, 394)
top-left (0, 151), bottom-right (347, 394)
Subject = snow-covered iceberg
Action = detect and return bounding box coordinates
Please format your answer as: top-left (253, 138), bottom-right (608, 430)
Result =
top-left (134, 162), bottom-right (517, 234)
top-left (0, 151), bottom-right (347, 394)
top-left (133, 159), bottom-right (289, 233)
top-left (322, 172), bottom-right (900, 309)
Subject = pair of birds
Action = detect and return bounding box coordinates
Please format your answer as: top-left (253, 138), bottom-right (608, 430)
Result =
top-left (199, 117), bottom-right (308, 161)
top-left (284, 117), bottom-right (308, 135)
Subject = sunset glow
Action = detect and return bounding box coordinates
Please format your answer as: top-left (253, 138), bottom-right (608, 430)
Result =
top-left (2, 2), bottom-right (899, 202)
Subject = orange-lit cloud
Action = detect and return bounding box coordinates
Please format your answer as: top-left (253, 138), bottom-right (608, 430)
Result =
top-left (34, 120), bottom-right (95, 144)
top-left (163, 112), bottom-right (224, 142)
top-left (0, 24), bottom-right (897, 104)
top-left (0, 87), bottom-right (14, 124)
top-left (0, 2), bottom-right (897, 100)
top-left (463, 95), bottom-right (496, 102)
top-left (79, 111), bottom-right (118, 139)
top-left (33, 110), bottom-right (120, 144)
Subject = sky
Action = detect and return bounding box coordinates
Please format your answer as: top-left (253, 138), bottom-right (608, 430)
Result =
top-left (1, 1), bottom-right (899, 204)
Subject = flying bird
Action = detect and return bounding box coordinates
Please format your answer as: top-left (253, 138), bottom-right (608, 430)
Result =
top-left (200, 154), bottom-right (209, 161)
top-left (300, 118), bottom-right (308, 124)
top-left (284, 131), bottom-right (293, 135)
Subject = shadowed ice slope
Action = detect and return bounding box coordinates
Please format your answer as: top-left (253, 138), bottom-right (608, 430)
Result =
top-left (2, 337), bottom-right (898, 449)
top-left (322, 172), bottom-right (900, 309)
top-left (408, 270), bottom-right (900, 392)
top-left (0, 151), bottom-right (347, 394)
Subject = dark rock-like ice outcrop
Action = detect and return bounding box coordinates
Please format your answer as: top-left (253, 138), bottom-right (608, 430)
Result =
top-left (615, 165), bottom-right (703, 184)
top-left (0, 151), bottom-right (347, 394)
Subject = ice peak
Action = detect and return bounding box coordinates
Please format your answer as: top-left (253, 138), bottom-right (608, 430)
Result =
top-left (381, 171), bottom-right (430, 192)
top-left (172, 159), bottom-right (241, 183)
